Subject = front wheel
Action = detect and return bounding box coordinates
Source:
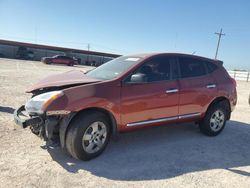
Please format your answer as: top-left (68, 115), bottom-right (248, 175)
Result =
top-left (65, 111), bottom-right (111, 161)
top-left (199, 102), bottom-right (228, 136)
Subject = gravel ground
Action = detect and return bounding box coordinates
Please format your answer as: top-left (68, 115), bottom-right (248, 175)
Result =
top-left (0, 58), bottom-right (250, 188)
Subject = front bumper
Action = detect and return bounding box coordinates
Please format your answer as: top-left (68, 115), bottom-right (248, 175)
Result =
top-left (14, 105), bottom-right (59, 140)
top-left (14, 105), bottom-right (43, 128)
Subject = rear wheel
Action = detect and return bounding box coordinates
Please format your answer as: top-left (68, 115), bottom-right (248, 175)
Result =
top-left (65, 111), bottom-right (111, 161)
top-left (199, 101), bottom-right (229, 136)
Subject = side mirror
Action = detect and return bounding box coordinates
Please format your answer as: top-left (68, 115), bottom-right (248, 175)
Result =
top-left (129, 73), bottom-right (147, 84)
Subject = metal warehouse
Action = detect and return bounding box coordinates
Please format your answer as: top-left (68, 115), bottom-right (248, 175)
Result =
top-left (0, 39), bottom-right (120, 65)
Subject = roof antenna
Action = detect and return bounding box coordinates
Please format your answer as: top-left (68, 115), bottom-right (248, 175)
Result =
top-left (192, 51), bottom-right (196, 55)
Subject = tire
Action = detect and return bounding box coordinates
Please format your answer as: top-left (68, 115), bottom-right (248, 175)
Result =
top-left (199, 101), bottom-right (229, 136)
top-left (65, 111), bottom-right (111, 161)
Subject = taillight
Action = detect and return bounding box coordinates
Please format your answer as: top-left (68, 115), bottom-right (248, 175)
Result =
top-left (231, 78), bottom-right (237, 87)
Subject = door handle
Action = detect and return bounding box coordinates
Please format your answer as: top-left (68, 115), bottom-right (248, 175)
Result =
top-left (166, 88), bottom-right (179, 93)
top-left (206, 84), bottom-right (216, 89)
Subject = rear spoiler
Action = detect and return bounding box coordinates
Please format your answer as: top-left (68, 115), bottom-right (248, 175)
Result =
top-left (214, 60), bottom-right (223, 65)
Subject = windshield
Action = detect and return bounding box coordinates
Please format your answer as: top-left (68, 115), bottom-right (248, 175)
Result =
top-left (86, 56), bottom-right (141, 80)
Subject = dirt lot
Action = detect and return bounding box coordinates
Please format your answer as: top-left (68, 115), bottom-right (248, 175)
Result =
top-left (0, 58), bottom-right (250, 188)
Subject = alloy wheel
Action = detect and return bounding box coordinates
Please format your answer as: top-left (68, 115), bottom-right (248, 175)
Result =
top-left (209, 110), bottom-right (225, 132)
top-left (82, 121), bottom-right (107, 154)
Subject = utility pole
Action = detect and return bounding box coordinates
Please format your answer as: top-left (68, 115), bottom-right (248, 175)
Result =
top-left (35, 26), bottom-right (38, 44)
top-left (87, 43), bottom-right (90, 64)
top-left (214, 28), bottom-right (225, 59)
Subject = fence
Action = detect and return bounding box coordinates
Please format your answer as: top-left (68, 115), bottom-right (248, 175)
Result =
top-left (228, 70), bottom-right (250, 82)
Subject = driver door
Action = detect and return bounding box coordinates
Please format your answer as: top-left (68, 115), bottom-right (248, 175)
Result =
top-left (120, 56), bottom-right (180, 127)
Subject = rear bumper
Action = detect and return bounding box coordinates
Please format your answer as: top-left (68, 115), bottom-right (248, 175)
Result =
top-left (14, 105), bottom-right (43, 128)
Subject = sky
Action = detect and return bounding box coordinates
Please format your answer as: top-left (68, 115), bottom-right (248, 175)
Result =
top-left (0, 0), bottom-right (250, 70)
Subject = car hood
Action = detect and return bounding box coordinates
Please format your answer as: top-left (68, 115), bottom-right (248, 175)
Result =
top-left (27, 70), bottom-right (101, 93)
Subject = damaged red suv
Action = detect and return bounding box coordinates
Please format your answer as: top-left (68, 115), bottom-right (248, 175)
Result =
top-left (14, 53), bottom-right (237, 161)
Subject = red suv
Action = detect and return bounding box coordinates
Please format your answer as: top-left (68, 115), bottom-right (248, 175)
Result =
top-left (41, 55), bottom-right (78, 66)
top-left (14, 53), bottom-right (237, 161)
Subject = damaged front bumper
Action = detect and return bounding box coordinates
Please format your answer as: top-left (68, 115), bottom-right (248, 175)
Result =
top-left (14, 105), bottom-right (43, 128)
top-left (14, 105), bottom-right (60, 140)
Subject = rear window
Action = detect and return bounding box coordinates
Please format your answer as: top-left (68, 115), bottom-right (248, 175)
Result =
top-left (179, 57), bottom-right (207, 78)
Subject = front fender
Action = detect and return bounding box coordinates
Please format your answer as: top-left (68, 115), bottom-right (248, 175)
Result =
top-left (63, 96), bottom-right (120, 132)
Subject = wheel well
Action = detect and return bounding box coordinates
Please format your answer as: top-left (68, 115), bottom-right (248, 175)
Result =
top-left (68, 107), bottom-right (118, 137)
top-left (207, 97), bottom-right (231, 119)
top-left (59, 107), bottom-right (119, 150)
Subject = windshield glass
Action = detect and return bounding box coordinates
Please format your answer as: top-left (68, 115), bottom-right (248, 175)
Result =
top-left (86, 56), bottom-right (141, 80)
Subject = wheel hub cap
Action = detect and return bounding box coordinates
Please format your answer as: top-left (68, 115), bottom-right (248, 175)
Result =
top-left (82, 121), bottom-right (107, 154)
top-left (209, 110), bottom-right (225, 132)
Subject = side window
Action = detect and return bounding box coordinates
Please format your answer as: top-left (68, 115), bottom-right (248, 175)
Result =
top-left (60, 56), bottom-right (70, 59)
top-left (127, 56), bottom-right (172, 83)
top-left (172, 60), bottom-right (179, 80)
top-left (206, 61), bottom-right (218, 73)
top-left (179, 57), bottom-right (207, 78)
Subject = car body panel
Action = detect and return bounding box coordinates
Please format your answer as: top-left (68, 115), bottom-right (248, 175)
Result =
top-left (26, 53), bottom-right (236, 134)
top-left (211, 64), bottom-right (237, 111)
top-left (178, 74), bottom-right (217, 116)
top-left (27, 70), bottom-right (101, 92)
top-left (42, 55), bottom-right (78, 65)
top-left (120, 80), bottom-right (179, 130)
top-left (45, 80), bottom-right (122, 128)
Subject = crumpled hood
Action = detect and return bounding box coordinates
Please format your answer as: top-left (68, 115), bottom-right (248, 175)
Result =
top-left (27, 70), bottom-right (101, 93)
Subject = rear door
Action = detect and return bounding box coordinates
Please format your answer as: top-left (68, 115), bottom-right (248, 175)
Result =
top-left (177, 56), bottom-right (217, 117)
top-left (121, 55), bottom-right (180, 127)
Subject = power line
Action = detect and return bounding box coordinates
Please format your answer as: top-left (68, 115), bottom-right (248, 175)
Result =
top-left (214, 28), bottom-right (225, 59)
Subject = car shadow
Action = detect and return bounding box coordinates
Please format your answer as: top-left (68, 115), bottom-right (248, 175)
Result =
top-left (47, 120), bottom-right (250, 181)
top-left (0, 106), bottom-right (15, 114)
